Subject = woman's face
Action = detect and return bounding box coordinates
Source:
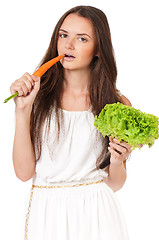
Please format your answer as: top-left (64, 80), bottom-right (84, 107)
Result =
top-left (57, 13), bottom-right (97, 71)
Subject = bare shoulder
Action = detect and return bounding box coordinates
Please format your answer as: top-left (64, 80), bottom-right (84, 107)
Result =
top-left (119, 94), bottom-right (132, 106)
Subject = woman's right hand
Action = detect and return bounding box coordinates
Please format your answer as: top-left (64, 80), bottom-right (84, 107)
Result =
top-left (10, 72), bottom-right (41, 112)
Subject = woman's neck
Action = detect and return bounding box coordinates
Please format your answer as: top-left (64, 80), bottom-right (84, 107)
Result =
top-left (63, 69), bottom-right (90, 96)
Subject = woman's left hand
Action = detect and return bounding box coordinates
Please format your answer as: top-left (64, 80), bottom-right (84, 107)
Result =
top-left (108, 136), bottom-right (133, 165)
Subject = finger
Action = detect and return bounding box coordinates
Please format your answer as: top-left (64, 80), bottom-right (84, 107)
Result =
top-left (16, 86), bottom-right (24, 96)
top-left (31, 75), bottom-right (41, 82)
top-left (108, 147), bottom-right (123, 161)
top-left (109, 136), bottom-right (113, 142)
top-left (17, 84), bottom-right (28, 96)
top-left (113, 138), bottom-right (132, 152)
top-left (10, 84), bottom-right (18, 95)
top-left (109, 141), bottom-right (128, 155)
top-left (15, 80), bottom-right (30, 96)
top-left (10, 82), bottom-right (23, 96)
top-left (18, 76), bottom-right (33, 96)
top-left (10, 73), bottom-right (33, 97)
top-left (24, 72), bottom-right (35, 86)
top-left (138, 144), bottom-right (143, 148)
top-left (22, 77), bottom-right (33, 93)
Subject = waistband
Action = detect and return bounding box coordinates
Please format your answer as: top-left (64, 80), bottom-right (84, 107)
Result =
top-left (25, 176), bottom-right (104, 239)
top-left (32, 176), bottom-right (104, 189)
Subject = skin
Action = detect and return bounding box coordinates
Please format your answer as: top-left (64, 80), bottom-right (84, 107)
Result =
top-left (109, 136), bottom-right (132, 165)
top-left (57, 13), bottom-right (97, 70)
top-left (57, 13), bottom-right (97, 98)
top-left (9, 13), bottom-right (141, 186)
top-left (57, 14), bottom-right (131, 171)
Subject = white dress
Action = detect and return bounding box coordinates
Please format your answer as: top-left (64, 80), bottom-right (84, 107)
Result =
top-left (24, 90), bottom-right (129, 240)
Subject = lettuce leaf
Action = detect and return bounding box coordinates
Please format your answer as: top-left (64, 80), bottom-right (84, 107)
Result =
top-left (94, 102), bottom-right (159, 150)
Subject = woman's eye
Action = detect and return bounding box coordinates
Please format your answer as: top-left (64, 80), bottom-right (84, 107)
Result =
top-left (59, 33), bottom-right (68, 38)
top-left (79, 37), bottom-right (87, 42)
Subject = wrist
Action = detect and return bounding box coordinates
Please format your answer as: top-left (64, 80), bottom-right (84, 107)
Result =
top-left (110, 160), bottom-right (124, 167)
top-left (15, 106), bottom-right (32, 116)
top-left (15, 107), bottom-right (32, 123)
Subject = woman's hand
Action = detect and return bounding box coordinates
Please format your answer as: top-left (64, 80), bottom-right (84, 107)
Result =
top-left (10, 72), bottom-right (40, 112)
top-left (108, 136), bottom-right (133, 165)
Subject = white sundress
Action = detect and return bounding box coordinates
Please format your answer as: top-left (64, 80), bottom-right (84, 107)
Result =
top-left (24, 90), bottom-right (129, 240)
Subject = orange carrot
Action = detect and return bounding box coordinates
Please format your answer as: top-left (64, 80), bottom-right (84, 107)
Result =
top-left (4, 55), bottom-right (65, 103)
top-left (33, 54), bottom-right (65, 77)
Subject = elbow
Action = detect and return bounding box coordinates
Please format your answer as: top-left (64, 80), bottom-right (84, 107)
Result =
top-left (113, 176), bottom-right (127, 192)
top-left (13, 159), bottom-right (36, 182)
top-left (16, 174), bottom-right (32, 182)
top-left (103, 174), bottom-right (127, 193)
top-left (113, 184), bottom-right (125, 192)
top-left (21, 177), bottom-right (33, 182)
top-left (19, 177), bottom-right (29, 182)
top-left (15, 170), bottom-right (36, 182)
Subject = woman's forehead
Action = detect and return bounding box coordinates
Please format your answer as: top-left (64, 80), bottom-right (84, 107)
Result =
top-left (60, 13), bottom-right (94, 36)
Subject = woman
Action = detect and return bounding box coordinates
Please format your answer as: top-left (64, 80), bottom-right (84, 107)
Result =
top-left (10, 5), bottom-right (132, 240)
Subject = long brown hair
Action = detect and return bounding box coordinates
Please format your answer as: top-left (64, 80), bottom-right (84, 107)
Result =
top-left (30, 5), bottom-right (121, 169)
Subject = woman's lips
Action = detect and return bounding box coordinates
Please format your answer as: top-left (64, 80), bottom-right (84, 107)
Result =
top-left (64, 54), bottom-right (75, 61)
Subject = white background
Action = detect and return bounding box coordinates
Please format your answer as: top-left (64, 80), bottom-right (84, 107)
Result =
top-left (0, 0), bottom-right (159, 239)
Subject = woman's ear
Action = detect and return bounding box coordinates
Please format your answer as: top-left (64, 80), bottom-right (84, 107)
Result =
top-left (95, 52), bottom-right (99, 57)
top-left (94, 47), bottom-right (99, 57)
top-left (95, 51), bottom-right (99, 57)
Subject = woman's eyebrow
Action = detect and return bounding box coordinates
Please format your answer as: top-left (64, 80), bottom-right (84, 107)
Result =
top-left (59, 29), bottom-right (92, 39)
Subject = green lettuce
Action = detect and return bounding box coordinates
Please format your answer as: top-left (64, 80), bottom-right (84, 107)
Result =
top-left (94, 102), bottom-right (159, 150)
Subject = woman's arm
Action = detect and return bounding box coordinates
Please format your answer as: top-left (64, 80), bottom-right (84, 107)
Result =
top-left (104, 159), bottom-right (127, 192)
top-left (103, 94), bottom-right (132, 192)
top-left (9, 73), bottom-right (40, 182)
top-left (13, 108), bottom-right (36, 182)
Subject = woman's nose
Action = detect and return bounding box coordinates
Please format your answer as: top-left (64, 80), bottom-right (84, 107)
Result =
top-left (65, 38), bottom-right (75, 50)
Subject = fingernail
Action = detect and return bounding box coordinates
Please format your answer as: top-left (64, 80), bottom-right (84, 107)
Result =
top-left (32, 75), bottom-right (40, 81)
top-left (109, 136), bottom-right (112, 141)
